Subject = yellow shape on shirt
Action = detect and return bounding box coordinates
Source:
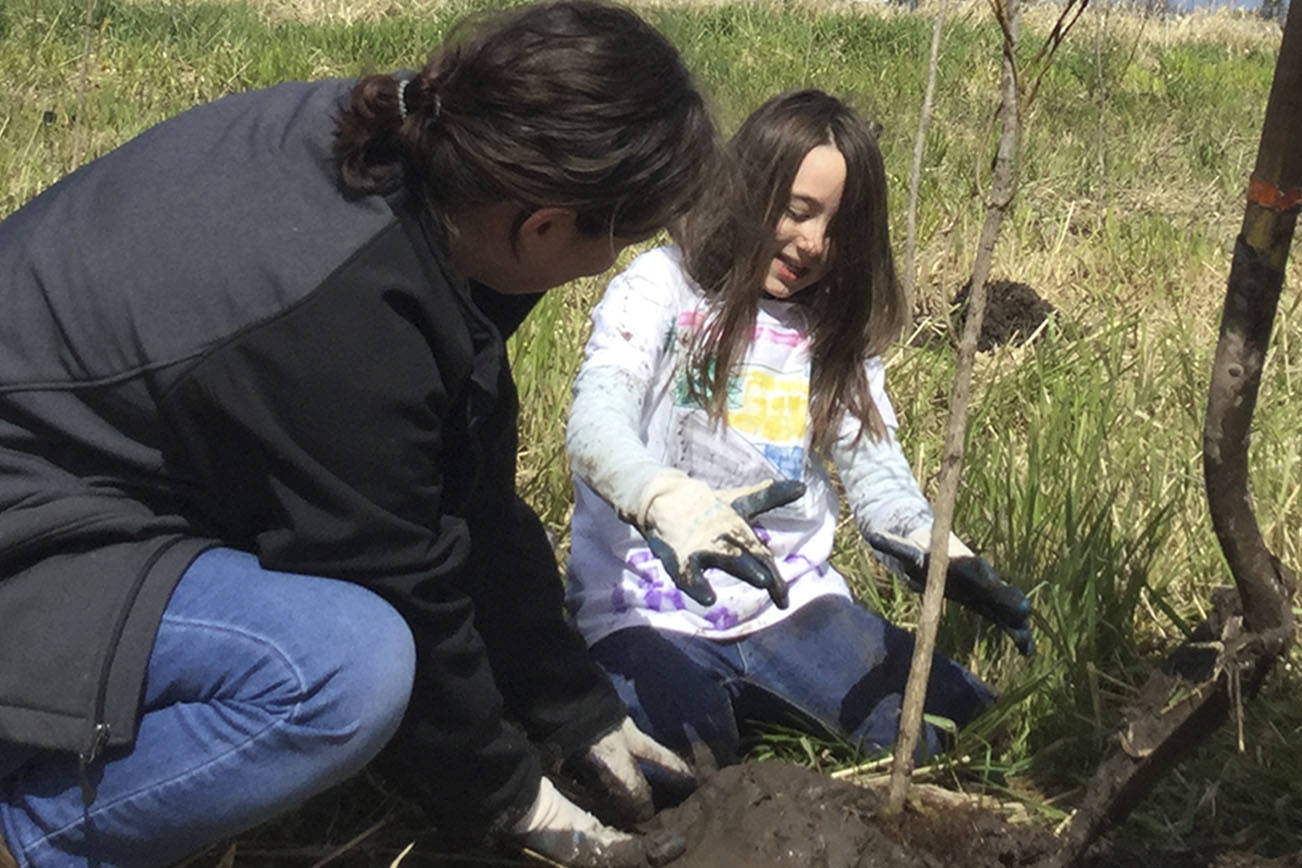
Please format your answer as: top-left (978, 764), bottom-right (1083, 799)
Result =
top-left (728, 370), bottom-right (808, 444)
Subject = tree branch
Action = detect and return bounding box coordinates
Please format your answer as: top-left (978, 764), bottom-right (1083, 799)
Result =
top-left (886, 0), bottom-right (1024, 814)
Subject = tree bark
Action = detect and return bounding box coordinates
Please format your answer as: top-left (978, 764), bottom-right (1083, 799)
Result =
top-left (1044, 3), bottom-right (1300, 863)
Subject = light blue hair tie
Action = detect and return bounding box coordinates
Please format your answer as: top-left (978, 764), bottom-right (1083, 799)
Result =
top-left (396, 78), bottom-right (411, 119)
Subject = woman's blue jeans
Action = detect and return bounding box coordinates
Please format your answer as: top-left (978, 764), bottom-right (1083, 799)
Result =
top-left (589, 595), bottom-right (995, 769)
top-left (0, 548), bottom-right (417, 868)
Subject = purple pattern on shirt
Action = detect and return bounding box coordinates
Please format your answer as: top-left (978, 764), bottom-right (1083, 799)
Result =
top-left (644, 585), bottom-right (685, 610)
top-left (625, 549), bottom-right (685, 611)
top-left (705, 607), bottom-right (739, 630)
top-left (783, 552), bottom-right (830, 577)
top-left (628, 549), bottom-right (659, 579)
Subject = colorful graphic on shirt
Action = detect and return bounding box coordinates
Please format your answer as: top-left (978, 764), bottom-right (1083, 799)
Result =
top-left (671, 310), bottom-right (810, 480)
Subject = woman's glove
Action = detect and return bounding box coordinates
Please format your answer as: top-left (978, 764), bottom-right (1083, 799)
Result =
top-left (511, 776), bottom-right (684, 868)
top-left (866, 528), bottom-right (1035, 656)
top-left (574, 717), bottom-right (695, 822)
top-left (635, 469), bottom-right (806, 608)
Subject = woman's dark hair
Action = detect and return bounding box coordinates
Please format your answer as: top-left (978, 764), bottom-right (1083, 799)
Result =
top-left (677, 89), bottom-right (906, 447)
top-left (334, 0), bottom-right (716, 239)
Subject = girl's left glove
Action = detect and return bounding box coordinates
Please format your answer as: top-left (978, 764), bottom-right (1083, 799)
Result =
top-left (575, 717), bottom-right (695, 823)
top-left (866, 528), bottom-right (1035, 656)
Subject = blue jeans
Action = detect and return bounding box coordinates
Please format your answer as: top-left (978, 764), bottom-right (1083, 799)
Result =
top-left (589, 595), bottom-right (994, 768)
top-left (0, 548), bottom-right (416, 868)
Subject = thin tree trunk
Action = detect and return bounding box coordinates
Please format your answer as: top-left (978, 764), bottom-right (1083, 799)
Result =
top-left (72, 0), bottom-right (98, 170)
top-left (886, 0), bottom-right (1023, 814)
top-left (1043, 4), bottom-right (1300, 863)
top-left (904, 1), bottom-right (948, 308)
top-left (1203, 2), bottom-right (1301, 637)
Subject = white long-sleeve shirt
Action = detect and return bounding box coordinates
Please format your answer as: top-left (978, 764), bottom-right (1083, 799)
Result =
top-left (566, 246), bottom-right (934, 643)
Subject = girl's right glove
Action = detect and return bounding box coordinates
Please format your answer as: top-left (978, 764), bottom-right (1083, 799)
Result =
top-left (866, 528), bottom-right (1035, 656)
top-left (634, 470), bottom-right (805, 608)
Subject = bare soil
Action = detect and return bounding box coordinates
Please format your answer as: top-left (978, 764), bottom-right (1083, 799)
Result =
top-left (204, 760), bottom-right (1301, 866)
top-left (643, 761), bottom-right (1056, 868)
top-left (639, 761), bottom-right (1300, 868)
top-left (952, 278), bottom-right (1059, 351)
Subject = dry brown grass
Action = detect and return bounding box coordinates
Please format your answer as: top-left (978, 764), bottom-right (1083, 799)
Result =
top-left (116, 0), bottom-right (1287, 52)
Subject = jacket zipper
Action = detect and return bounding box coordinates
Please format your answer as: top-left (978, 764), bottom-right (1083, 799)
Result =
top-left (78, 538), bottom-right (181, 805)
top-left (77, 722), bottom-right (111, 805)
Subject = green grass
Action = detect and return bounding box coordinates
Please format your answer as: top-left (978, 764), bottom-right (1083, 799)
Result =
top-left (3, 0), bottom-right (1300, 860)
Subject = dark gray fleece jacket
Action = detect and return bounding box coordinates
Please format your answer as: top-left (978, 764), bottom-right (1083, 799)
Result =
top-left (0, 78), bottom-right (622, 836)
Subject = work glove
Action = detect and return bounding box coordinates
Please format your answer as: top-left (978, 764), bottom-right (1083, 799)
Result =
top-left (511, 776), bottom-right (685, 868)
top-left (866, 528), bottom-right (1035, 656)
top-left (635, 469), bottom-right (806, 608)
top-left (572, 717), bottom-right (695, 823)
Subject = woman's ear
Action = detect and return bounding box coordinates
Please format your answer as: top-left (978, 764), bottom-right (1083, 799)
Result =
top-left (505, 205), bottom-right (624, 291)
top-left (514, 206), bottom-right (580, 259)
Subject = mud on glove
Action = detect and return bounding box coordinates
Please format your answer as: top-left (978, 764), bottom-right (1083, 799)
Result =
top-left (635, 470), bottom-right (806, 608)
top-left (572, 717), bottom-right (695, 824)
top-left (866, 528), bottom-right (1035, 656)
top-left (511, 776), bottom-right (684, 868)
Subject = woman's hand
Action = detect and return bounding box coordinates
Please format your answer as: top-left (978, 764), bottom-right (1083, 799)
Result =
top-left (635, 471), bottom-right (806, 608)
top-left (510, 776), bottom-right (684, 867)
top-left (574, 717), bottom-right (694, 823)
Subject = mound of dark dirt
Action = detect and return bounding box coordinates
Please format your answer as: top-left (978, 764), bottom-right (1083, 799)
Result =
top-left (639, 761), bottom-right (1299, 868)
top-left (643, 761), bottom-right (1059, 868)
top-left (212, 758), bottom-right (1300, 866)
top-left (952, 278), bottom-right (1058, 351)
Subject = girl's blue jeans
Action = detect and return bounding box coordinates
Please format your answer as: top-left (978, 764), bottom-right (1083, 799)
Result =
top-left (589, 595), bottom-right (995, 769)
top-left (0, 548), bottom-right (417, 868)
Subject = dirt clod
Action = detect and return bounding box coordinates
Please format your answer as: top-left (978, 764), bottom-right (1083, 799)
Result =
top-left (642, 761), bottom-right (1058, 868)
top-left (953, 278), bottom-right (1058, 351)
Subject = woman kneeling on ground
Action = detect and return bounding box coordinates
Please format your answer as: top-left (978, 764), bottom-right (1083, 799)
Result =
top-left (566, 90), bottom-right (1035, 780)
top-left (0, 3), bottom-right (714, 866)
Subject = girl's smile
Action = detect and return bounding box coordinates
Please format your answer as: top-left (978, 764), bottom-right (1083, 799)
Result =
top-left (773, 255), bottom-right (804, 285)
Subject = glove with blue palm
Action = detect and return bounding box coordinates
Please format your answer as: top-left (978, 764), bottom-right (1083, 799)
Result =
top-left (866, 527), bottom-right (1035, 656)
top-left (635, 470), bottom-right (806, 609)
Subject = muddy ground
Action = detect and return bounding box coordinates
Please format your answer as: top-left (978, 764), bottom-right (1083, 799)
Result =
top-left (637, 761), bottom-right (1299, 868)
top-left (207, 743), bottom-right (1299, 867)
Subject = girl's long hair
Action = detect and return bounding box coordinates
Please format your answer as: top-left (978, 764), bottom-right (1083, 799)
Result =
top-left (677, 89), bottom-right (906, 447)
top-left (333, 0), bottom-right (716, 240)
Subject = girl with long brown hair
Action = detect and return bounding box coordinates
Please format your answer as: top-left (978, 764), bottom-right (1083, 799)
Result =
top-left (566, 90), bottom-right (1033, 774)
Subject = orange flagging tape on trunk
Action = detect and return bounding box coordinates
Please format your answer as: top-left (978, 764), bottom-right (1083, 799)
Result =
top-left (1248, 175), bottom-right (1302, 212)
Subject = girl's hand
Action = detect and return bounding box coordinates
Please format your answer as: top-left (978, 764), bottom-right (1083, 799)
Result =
top-left (635, 471), bottom-right (805, 608)
top-left (866, 529), bottom-right (1036, 656)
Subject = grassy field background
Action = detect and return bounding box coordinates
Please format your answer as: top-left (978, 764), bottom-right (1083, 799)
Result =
top-left (3, 0), bottom-right (1300, 861)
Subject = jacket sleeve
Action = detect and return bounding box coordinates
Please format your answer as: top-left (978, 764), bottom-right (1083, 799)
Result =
top-left (461, 495), bottom-right (626, 763)
top-left (155, 240), bottom-right (551, 836)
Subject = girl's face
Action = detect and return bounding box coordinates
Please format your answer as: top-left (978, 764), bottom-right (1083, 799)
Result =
top-left (763, 143), bottom-right (846, 299)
